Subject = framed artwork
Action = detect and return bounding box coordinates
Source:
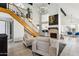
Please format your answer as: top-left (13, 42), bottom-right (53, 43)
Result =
top-left (49, 14), bottom-right (58, 25)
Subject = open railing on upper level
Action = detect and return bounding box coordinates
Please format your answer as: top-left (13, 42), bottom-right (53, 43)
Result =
top-left (0, 3), bottom-right (39, 37)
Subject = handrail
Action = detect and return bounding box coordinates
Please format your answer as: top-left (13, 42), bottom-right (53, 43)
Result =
top-left (8, 3), bottom-right (38, 30)
top-left (0, 7), bottom-right (39, 36)
top-left (8, 3), bottom-right (26, 18)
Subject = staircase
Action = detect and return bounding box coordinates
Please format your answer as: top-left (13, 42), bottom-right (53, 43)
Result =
top-left (0, 4), bottom-right (39, 37)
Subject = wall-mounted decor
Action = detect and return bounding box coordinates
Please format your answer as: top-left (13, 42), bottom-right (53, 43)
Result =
top-left (49, 14), bottom-right (58, 25)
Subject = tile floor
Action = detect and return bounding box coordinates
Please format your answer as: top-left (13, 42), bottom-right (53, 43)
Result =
top-left (8, 36), bottom-right (79, 56)
top-left (8, 41), bottom-right (33, 56)
top-left (60, 36), bottom-right (79, 56)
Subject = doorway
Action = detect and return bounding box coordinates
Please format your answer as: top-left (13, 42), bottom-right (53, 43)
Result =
top-left (5, 21), bottom-right (14, 40)
top-left (0, 20), bottom-right (14, 40)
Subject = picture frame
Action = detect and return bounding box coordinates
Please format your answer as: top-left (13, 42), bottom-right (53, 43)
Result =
top-left (49, 14), bottom-right (58, 25)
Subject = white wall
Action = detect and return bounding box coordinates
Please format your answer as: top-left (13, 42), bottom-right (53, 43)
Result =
top-left (60, 8), bottom-right (79, 25)
top-left (60, 10), bottom-right (79, 33)
top-left (32, 6), bottom-right (40, 27)
top-left (14, 19), bottom-right (24, 41)
top-left (42, 14), bottom-right (49, 22)
top-left (0, 21), bottom-right (5, 34)
top-left (48, 3), bottom-right (59, 16)
top-left (41, 14), bottom-right (49, 30)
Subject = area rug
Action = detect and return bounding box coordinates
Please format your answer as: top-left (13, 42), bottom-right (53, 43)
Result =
top-left (58, 43), bottom-right (66, 56)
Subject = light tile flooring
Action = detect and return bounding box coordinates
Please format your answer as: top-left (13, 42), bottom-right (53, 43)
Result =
top-left (60, 36), bottom-right (79, 56)
top-left (8, 41), bottom-right (33, 56)
top-left (8, 36), bottom-right (79, 56)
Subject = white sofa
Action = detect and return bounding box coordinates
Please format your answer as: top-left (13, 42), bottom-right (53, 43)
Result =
top-left (23, 32), bottom-right (37, 47)
top-left (23, 37), bottom-right (34, 47)
top-left (32, 36), bottom-right (57, 56)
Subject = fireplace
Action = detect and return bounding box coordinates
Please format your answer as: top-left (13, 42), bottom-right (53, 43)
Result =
top-left (50, 33), bottom-right (57, 38)
top-left (48, 27), bottom-right (58, 39)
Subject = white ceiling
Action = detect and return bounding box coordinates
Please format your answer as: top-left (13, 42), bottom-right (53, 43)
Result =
top-left (15, 3), bottom-right (58, 14)
top-left (14, 3), bottom-right (79, 19)
top-left (59, 3), bottom-right (79, 19)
